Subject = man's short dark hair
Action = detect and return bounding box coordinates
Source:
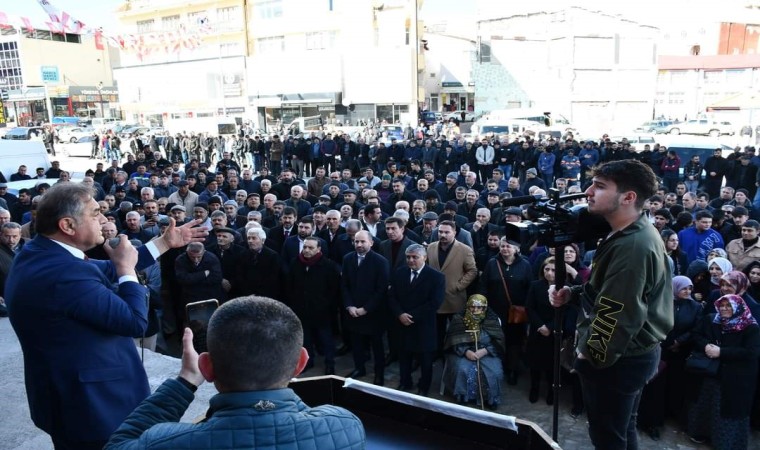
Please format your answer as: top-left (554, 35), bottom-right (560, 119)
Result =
top-left (384, 216), bottom-right (405, 229)
top-left (591, 160), bottom-right (657, 209)
top-left (281, 206), bottom-right (297, 217)
top-left (363, 203), bottom-right (380, 215)
top-left (207, 296), bottom-right (303, 391)
top-left (695, 210), bottom-right (713, 221)
top-left (438, 220), bottom-right (456, 230)
top-left (299, 215), bottom-right (314, 226)
top-left (654, 208), bottom-right (673, 221)
top-left (36, 183), bottom-right (93, 236)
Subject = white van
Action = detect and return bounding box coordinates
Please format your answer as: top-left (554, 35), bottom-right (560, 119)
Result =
top-left (0, 140), bottom-right (51, 180)
top-left (480, 108), bottom-right (579, 137)
top-left (471, 119), bottom-right (538, 139)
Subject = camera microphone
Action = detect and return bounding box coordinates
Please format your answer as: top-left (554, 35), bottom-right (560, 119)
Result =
top-left (500, 194), bottom-right (544, 207)
top-left (107, 237), bottom-right (122, 249)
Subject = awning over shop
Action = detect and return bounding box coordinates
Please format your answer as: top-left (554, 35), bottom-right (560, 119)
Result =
top-left (6, 87), bottom-right (46, 102)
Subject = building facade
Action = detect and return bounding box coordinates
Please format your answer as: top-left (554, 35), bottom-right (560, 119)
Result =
top-left (0, 27), bottom-right (116, 125)
top-left (113, 0), bottom-right (248, 128)
top-left (246, 0), bottom-right (424, 130)
top-left (420, 28), bottom-right (476, 113)
top-left (113, 0), bottom-right (425, 132)
top-left (473, 7), bottom-right (659, 137)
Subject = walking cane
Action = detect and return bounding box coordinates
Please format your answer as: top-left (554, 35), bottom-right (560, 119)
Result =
top-left (466, 329), bottom-right (485, 411)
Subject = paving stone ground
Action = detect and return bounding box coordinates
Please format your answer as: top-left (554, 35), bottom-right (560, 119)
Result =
top-left (2, 318), bottom-right (758, 449)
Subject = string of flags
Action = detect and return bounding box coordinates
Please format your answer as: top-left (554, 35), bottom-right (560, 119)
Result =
top-left (0, 0), bottom-right (212, 60)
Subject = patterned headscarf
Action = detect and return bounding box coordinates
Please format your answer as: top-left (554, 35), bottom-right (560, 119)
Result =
top-left (713, 294), bottom-right (758, 333)
top-left (463, 294), bottom-right (488, 332)
top-left (721, 271), bottom-right (750, 296)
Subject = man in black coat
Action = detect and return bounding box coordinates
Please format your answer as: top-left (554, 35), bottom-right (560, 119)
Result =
top-left (235, 227), bottom-right (282, 301)
top-left (286, 236), bottom-right (341, 375)
top-left (174, 242), bottom-right (224, 318)
top-left (388, 244), bottom-right (445, 396)
top-left (341, 231), bottom-right (390, 385)
top-left (205, 227), bottom-right (246, 300)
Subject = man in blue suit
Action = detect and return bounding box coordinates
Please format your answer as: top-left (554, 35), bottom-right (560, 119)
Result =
top-left (6, 182), bottom-right (207, 450)
top-left (341, 230), bottom-right (390, 385)
top-left (389, 244), bottom-right (445, 396)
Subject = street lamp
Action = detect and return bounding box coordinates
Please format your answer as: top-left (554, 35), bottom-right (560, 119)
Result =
top-left (97, 81), bottom-right (104, 119)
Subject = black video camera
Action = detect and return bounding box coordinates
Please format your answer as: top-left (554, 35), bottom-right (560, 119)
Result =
top-left (503, 189), bottom-right (610, 248)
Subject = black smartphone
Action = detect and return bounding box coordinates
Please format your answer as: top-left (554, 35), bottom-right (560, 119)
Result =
top-left (185, 299), bottom-right (219, 353)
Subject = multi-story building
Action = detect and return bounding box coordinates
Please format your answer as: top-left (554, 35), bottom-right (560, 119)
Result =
top-left (114, 0), bottom-right (425, 131)
top-left (655, 17), bottom-right (760, 127)
top-left (0, 28), bottom-right (115, 125)
top-left (246, 0), bottom-right (424, 130)
top-left (421, 26), bottom-right (476, 113)
top-left (113, 0), bottom-right (248, 128)
top-left (473, 7), bottom-right (659, 136)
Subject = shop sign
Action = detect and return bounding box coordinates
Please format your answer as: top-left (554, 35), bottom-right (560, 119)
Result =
top-left (223, 74), bottom-right (242, 98)
top-left (218, 107), bottom-right (246, 114)
top-left (40, 66), bottom-right (60, 84)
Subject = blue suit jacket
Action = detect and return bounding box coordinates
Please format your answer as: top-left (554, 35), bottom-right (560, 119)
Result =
top-left (6, 235), bottom-right (154, 441)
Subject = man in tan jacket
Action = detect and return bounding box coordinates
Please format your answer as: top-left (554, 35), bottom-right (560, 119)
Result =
top-left (426, 220), bottom-right (478, 355)
top-left (726, 219), bottom-right (760, 271)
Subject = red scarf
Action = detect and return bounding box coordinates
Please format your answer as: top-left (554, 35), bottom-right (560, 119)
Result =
top-left (298, 251), bottom-right (322, 267)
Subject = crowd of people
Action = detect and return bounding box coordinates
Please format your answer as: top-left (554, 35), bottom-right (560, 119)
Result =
top-left (2, 124), bottom-right (760, 449)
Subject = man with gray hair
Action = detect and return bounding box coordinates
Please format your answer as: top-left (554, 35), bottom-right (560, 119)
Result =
top-left (174, 242), bottom-right (224, 310)
top-left (389, 244), bottom-right (445, 396)
top-left (6, 182), bottom-right (207, 448)
top-left (236, 227), bottom-right (282, 300)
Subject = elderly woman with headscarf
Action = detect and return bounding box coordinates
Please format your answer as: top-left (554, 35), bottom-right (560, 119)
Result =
top-left (705, 271), bottom-right (760, 320)
top-left (687, 294), bottom-right (760, 448)
top-left (638, 276), bottom-right (702, 440)
top-left (442, 294), bottom-right (505, 410)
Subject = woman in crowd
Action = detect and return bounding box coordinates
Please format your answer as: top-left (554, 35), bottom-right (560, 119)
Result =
top-left (687, 294), bottom-right (760, 448)
top-left (638, 276), bottom-right (702, 440)
top-left (442, 294), bottom-right (505, 409)
top-left (662, 229), bottom-right (688, 276)
top-left (708, 257), bottom-right (733, 292)
top-left (480, 238), bottom-right (533, 385)
top-left (562, 243), bottom-right (590, 284)
top-left (525, 256), bottom-right (582, 414)
top-left (743, 261), bottom-right (760, 302)
top-left (704, 271), bottom-right (760, 319)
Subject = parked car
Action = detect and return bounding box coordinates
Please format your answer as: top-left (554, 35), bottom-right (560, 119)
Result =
top-left (665, 119), bottom-right (734, 137)
top-left (57, 126), bottom-right (95, 143)
top-left (59, 135), bottom-right (98, 157)
top-left (379, 125), bottom-right (405, 142)
top-left (611, 134), bottom-right (658, 147)
top-left (1, 127), bottom-right (45, 140)
top-left (444, 110), bottom-right (475, 122)
top-left (421, 111), bottom-right (443, 126)
top-left (119, 126), bottom-right (150, 140)
top-left (633, 120), bottom-right (674, 134)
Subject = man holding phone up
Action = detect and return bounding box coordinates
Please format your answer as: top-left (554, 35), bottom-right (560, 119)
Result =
top-left (6, 183), bottom-right (208, 450)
